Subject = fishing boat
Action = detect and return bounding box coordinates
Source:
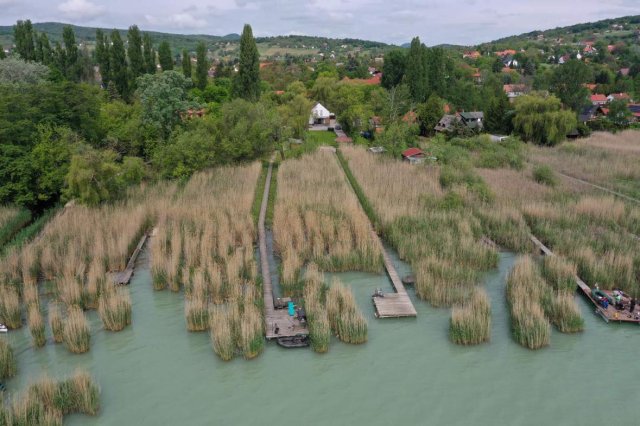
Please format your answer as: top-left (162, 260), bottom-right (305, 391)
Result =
top-left (0, 324), bottom-right (7, 333)
top-left (276, 335), bottom-right (309, 348)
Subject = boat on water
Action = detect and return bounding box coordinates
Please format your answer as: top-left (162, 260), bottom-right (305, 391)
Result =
top-left (276, 335), bottom-right (309, 348)
top-left (0, 324), bottom-right (7, 333)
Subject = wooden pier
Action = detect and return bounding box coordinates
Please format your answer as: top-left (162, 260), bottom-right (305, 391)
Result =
top-left (110, 233), bottom-right (148, 285)
top-left (333, 149), bottom-right (416, 318)
top-left (259, 159), bottom-right (309, 340)
top-left (530, 235), bottom-right (640, 325)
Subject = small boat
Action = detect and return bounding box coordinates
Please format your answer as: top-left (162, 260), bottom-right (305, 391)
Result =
top-left (0, 324), bottom-right (7, 333)
top-left (277, 335), bottom-right (309, 348)
top-left (0, 383), bottom-right (5, 392)
top-left (401, 275), bottom-right (416, 286)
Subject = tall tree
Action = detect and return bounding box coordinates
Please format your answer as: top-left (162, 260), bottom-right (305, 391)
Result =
top-left (110, 30), bottom-right (129, 101)
top-left (426, 47), bottom-right (447, 98)
top-left (404, 37), bottom-right (428, 103)
top-left (195, 42), bottom-right (208, 90)
top-left (127, 25), bottom-right (145, 79)
top-left (381, 49), bottom-right (406, 89)
top-left (513, 95), bottom-right (576, 146)
top-left (232, 24), bottom-right (260, 101)
top-left (14, 20), bottom-right (35, 61)
top-left (0, 46), bottom-right (5, 60)
top-left (158, 41), bottom-right (173, 71)
top-left (142, 33), bottom-right (155, 74)
top-left (35, 33), bottom-right (52, 64)
top-left (550, 59), bottom-right (591, 112)
top-left (95, 29), bottom-right (111, 86)
top-left (62, 25), bottom-right (80, 81)
top-left (182, 49), bottom-right (192, 78)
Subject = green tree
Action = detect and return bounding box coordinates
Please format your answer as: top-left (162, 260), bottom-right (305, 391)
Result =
top-left (485, 92), bottom-right (512, 134)
top-left (13, 20), bottom-right (35, 61)
top-left (405, 37), bottom-right (428, 102)
top-left (143, 33), bottom-right (156, 74)
top-left (279, 94), bottom-right (312, 139)
top-left (62, 25), bottom-right (80, 81)
top-left (110, 30), bottom-right (130, 101)
top-left (0, 57), bottom-right (49, 85)
top-left (310, 76), bottom-right (337, 106)
top-left (158, 41), bottom-right (173, 71)
top-left (65, 147), bottom-right (122, 205)
top-left (512, 95), bottom-right (576, 146)
top-left (426, 47), bottom-right (447, 98)
top-left (127, 25), bottom-right (145, 79)
top-left (607, 99), bottom-right (631, 128)
top-left (375, 122), bottom-right (419, 156)
top-left (95, 29), bottom-right (110, 86)
top-left (136, 70), bottom-right (195, 138)
top-left (232, 24), bottom-right (260, 101)
top-left (39, 34), bottom-right (52, 65)
top-left (381, 49), bottom-right (406, 89)
top-left (550, 59), bottom-right (591, 112)
top-left (195, 42), bottom-right (208, 91)
top-left (181, 49), bottom-right (192, 78)
top-left (417, 94), bottom-right (445, 136)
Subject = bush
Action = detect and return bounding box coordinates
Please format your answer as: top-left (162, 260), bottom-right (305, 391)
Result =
top-left (532, 164), bottom-right (557, 187)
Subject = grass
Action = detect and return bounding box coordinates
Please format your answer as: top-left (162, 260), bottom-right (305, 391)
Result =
top-left (449, 288), bottom-right (491, 345)
top-left (0, 339), bottom-right (17, 379)
top-left (0, 206), bottom-right (31, 249)
top-left (63, 307), bottom-right (91, 354)
top-left (98, 288), bottom-right (132, 332)
top-left (326, 278), bottom-right (367, 344)
top-left (274, 150), bottom-right (382, 296)
top-left (265, 161), bottom-right (278, 228)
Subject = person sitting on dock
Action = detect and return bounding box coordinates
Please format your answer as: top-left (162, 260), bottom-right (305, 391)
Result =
top-left (274, 323), bottom-right (280, 335)
top-left (630, 299), bottom-right (636, 313)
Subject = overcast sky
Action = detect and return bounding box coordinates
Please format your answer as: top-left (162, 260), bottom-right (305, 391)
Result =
top-left (1, 0), bottom-right (639, 45)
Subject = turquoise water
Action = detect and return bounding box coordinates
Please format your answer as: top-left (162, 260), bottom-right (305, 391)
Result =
top-left (2, 249), bottom-right (639, 425)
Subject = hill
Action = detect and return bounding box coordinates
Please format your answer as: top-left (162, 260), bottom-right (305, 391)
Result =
top-left (0, 22), bottom-right (391, 59)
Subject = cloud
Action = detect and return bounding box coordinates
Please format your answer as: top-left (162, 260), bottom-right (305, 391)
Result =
top-left (145, 12), bottom-right (207, 30)
top-left (58, 0), bottom-right (105, 20)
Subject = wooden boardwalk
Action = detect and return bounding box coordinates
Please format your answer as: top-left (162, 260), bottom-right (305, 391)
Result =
top-left (333, 149), bottom-right (416, 318)
top-left (530, 235), bottom-right (640, 324)
top-left (259, 159), bottom-right (309, 340)
top-left (110, 233), bottom-right (148, 285)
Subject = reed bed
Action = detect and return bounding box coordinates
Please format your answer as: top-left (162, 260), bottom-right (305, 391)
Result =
top-left (449, 288), bottom-right (491, 345)
top-left (98, 288), bottom-right (132, 331)
top-left (27, 305), bottom-right (46, 348)
top-left (529, 130), bottom-right (640, 198)
top-left (0, 339), bottom-right (17, 379)
top-left (326, 278), bottom-right (367, 344)
top-left (0, 206), bottom-right (22, 231)
top-left (303, 264), bottom-right (330, 353)
top-left (209, 296), bottom-right (264, 360)
top-left (541, 256), bottom-right (577, 293)
top-left (273, 150), bottom-right (382, 295)
top-left (1, 370), bottom-right (100, 424)
top-left (48, 303), bottom-right (64, 343)
top-left (506, 256), bottom-right (551, 349)
top-left (63, 307), bottom-right (91, 354)
top-left (0, 285), bottom-right (22, 329)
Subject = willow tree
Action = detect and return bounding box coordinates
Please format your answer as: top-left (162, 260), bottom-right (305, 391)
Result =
top-left (232, 24), bottom-right (260, 101)
top-left (512, 95), bottom-right (576, 146)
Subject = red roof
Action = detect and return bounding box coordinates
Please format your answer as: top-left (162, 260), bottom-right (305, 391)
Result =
top-left (495, 49), bottom-right (516, 57)
top-left (402, 148), bottom-right (424, 158)
top-left (402, 111), bottom-right (418, 124)
top-left (610, 93), bottom-right (630, 100)
top-left (600, 108), bottom-right (610, 116)
top-left (584, 83), bottom-right (597, 92)
top-left (274, 90), bottom-right (285, 95)
top-left (619, 68), bottom-right (630, 76)
top-left (341, 74), bottom-right (381, 85)
top-left (591, 94), bottom-right (607, 102)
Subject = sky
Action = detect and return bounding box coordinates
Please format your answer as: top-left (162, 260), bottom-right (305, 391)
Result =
top-left (1, 0), bottom-right (639, 45)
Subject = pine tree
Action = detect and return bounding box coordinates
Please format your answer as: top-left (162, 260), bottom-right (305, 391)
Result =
top-left (405, 37), bottom-right (428, 103)
top-left (158, 41), bottom-right (173, 71)
top-left (62, 25), bottom-right (79, 81)
top-left (143, 33), bottom-right (155, 74)
top-left (182, 49), bottom-right (192, 78)
top-left (232, 24), bottom-right (260, 101)
top-left (95, 29), bottom-right (111, 86)
top-left (110, 30), bottom-right (130, 101)
top-left (127, 25), bottom-right (144, 78)
top-left (14, 20), bottom-right (35, 60)
top-left (195, 42), bottom-right (208, 90)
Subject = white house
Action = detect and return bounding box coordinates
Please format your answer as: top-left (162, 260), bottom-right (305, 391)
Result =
top-left (309, 103), bottom-right (333, 126)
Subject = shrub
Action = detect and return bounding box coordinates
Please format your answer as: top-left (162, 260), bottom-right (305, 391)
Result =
top-left (532, 165), bottom-right (557, 187)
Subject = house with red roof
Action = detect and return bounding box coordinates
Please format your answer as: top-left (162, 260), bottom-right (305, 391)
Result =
top-left (503, 84), bottom-right (527, 102)
top-left (583, 83), bottom-right (597, 92)
top-left (607, 93), bottom-right (632, 103)
top-left (590, 94), bottom-right (608, 106)
top-left (402, 148), bottom-right (425, 164)
top-left (463, 51), bottom-right (481, 60)
top-left (618, 68), bottom-right (630, 77)
top-left (495, 49), bottom-right (517, 57)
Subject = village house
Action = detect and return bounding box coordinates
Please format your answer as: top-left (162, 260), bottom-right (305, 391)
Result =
top-left (309, 103), bottom-right (333, 126)
top-left (463, 51), bottom-right (481, 60)
top-left (608, 93), bottom-right (632, 103)
top-left (495, 49), bottom-right (516, 57)
top-left (503, 84), bottom-right (527, 102)
top-left (618, 68), bottom-right (630, 77)
top-left (435, 112), bottom-right (484, 133)
top-left (402, 148), bottom-right (425, 164)
top-left (502, 55), bottom-right (519, 68)
top-left (590, 94), bottom-right (608, 106)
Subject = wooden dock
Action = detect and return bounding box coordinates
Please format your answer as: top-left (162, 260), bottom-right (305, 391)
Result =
top-left (110, 233), bottom-right (148, 285)
top-left (259, 159), bottom-right (309, 340)
top-left (530, 235), bottom-right (640, 325)
top-left (333, 149), bottom-right (416, 318)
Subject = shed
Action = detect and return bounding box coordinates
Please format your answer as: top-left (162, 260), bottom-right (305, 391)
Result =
top-left (402, 148), bottom-right (425, 164)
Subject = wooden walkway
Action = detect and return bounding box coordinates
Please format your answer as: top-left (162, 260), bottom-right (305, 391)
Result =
top-left (333, 149), bottom-right (416, 318)
top-left (110, 233), bottom-right (148, 285)
top-left (259, 159), bottom-right (309, 340)
top-left (530, 235), bottom-right (640, 324)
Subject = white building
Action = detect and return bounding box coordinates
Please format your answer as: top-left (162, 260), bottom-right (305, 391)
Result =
top-left (309, 103), bottom-right (333, 125)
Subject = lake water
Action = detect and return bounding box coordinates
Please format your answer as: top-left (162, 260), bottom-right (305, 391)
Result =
top-left (3, 248), bottom-right (639, 426)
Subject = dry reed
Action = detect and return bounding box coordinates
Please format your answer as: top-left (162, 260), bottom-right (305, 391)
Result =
top-left (48, 303), bottom-right (64, 343)
top-left (63, 307), bottom-right (91, 353)
top-left (450, 288), bottom-right (491, 345)
top-left (98, 288), bottom-right (132, 331)
top-left (0, 285), bottom-right (21, 329)
top-left (326, 278), bottom-right (367, 344)
top-left (0, 339), bottom-right (17, 379)
top-left (27, 305), bottom-right (46, 348)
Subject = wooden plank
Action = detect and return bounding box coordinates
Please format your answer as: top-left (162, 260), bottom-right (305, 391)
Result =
top-left (110, 233), bottom-right (148, 285)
